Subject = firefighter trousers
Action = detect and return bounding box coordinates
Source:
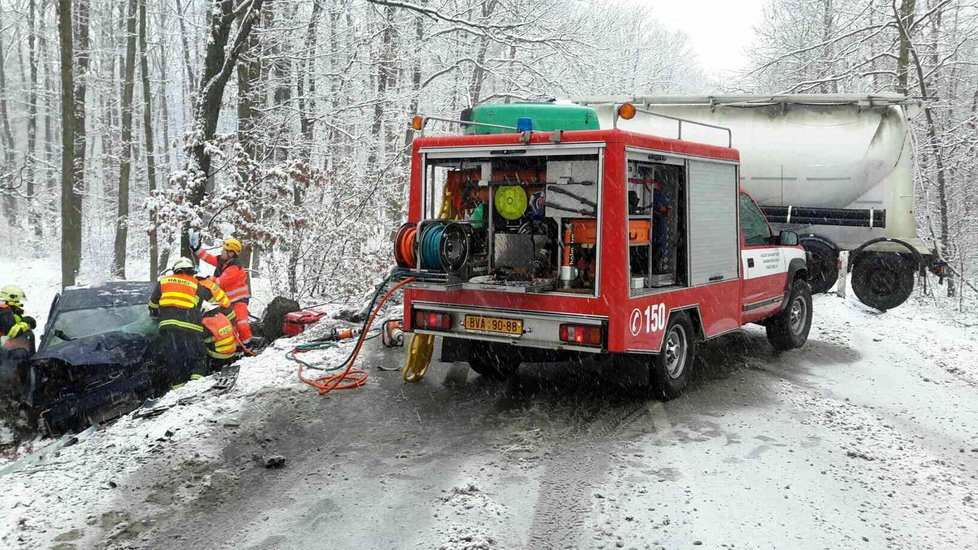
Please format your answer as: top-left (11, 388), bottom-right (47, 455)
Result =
top-left (233, 301), bottom-right (252, 343)
top-left (159, 328), bottom-right (207, 384)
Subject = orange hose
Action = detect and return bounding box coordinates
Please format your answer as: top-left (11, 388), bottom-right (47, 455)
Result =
top-left (297, 276), bottom-right (416, 395)
top-left (400, 226), bottom-right (417, 268)
top-left (233, 333), bottom-right (258, 357)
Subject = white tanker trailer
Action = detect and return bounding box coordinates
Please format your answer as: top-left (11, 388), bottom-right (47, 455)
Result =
top-left (573, 95), bottom-right (944, 310)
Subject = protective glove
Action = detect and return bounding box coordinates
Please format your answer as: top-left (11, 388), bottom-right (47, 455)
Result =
top-left (7, 321), bottom-right (30, 339)
top-left (188, 231), bottom-right (202, 253)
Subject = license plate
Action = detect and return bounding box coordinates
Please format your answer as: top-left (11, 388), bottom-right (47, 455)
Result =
top-left (463, 315), bottom-right (523, 336)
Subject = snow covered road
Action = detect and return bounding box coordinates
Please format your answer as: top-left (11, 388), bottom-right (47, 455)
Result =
top-left (2, 293), bottom-right (977, 549)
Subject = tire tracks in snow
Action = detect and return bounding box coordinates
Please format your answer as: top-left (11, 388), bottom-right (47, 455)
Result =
top-left (526, 400), bottom-right (649, 549)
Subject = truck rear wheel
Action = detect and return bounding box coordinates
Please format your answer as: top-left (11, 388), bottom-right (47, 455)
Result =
top-left (467, 342), bottom-right (520, 380)
top-left (801, 238), bottom-right (838, 294)
top-left (851, 252), bottom-right (914, 311)
top-left (766, 280), bottom-right (813, 351)
top-left (649, 313), bottom-right (696, 400)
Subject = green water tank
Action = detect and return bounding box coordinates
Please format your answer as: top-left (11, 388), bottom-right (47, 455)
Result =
top-left (461, 103), bottom-right (600, 135)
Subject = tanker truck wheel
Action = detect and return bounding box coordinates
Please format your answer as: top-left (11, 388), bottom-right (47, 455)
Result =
top-left (851, 252), bottom-right (914, 311)
top-left (800, 238), bottom-right (839, 294)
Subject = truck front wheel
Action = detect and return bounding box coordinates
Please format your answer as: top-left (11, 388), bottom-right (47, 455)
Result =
top-left (766, 280), bottom-right (813, 351)
top-left (649, 313), bottom-right (697, 400)
top-left (467, 342), bottom-right (520, 380)
top-left (851, 252), bottom-right (914, 311)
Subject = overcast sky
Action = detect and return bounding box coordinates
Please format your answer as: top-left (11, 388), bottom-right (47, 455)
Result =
top-left (646, 0), bottom-right (768, 78)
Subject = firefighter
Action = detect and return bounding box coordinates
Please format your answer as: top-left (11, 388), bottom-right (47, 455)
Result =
top-left (196, 275), bottom-right (234, 322)
top-left (192, 236), bottom-right (252, 346)
top-left (0, 285), bottom-right (36, 352)
top-left (148, 257), bottom-right (225, 385)
top-left (201, 304), bottom-right (238, 372)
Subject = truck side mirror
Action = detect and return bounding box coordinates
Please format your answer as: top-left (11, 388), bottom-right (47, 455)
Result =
top-left (779, 231), bottom-right (799, 246)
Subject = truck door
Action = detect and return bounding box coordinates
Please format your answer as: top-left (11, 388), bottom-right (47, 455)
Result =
top-left (739, 193), bottom-right (787, 321)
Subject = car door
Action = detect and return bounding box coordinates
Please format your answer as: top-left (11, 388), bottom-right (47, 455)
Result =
top-left (739, 193), bottom-right (787, 321)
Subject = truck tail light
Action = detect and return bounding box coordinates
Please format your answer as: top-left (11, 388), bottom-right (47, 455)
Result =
top-left (559, 324), bottom-right (603, 346)
top-left (414, 310), bottom-right (453, 331)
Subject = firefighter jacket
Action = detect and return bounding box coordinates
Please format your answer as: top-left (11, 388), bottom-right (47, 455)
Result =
top-left (196, 277), bottom-right (235, 322)
top-left (148, 273), bottom-right (225, 333)
top-left (0, 303), bottom-right (36, 338)
top-left (197, 251), bottom-right (250, 304)
top-left (202, 312), bottom-right (237, 359)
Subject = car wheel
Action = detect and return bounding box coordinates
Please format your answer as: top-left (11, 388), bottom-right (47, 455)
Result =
top-left (766, 280), bottom-right (813, 351)
top-left (801, 238), bottom-right (838, 294)
top-left (467, 342), bottom-right (520, 380)
top-left (649, 313), bottom-right (696, 400)
top-left (851, 252), bottom-right (914, 311)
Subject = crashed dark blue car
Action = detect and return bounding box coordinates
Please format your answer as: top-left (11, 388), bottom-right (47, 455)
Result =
top-left (24, 281), bottom-right (166, 433)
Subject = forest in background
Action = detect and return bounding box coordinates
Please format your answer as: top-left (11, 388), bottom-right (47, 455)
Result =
top-left (0, 0), bottom-right (974, 305)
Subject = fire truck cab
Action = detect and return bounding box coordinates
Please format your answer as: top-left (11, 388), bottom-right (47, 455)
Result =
top-left (396, 103), bottom-right (811, 399)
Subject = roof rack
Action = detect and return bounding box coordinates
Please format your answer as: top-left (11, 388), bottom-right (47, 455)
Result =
top-left (571, 94), bottom-right (918, 109)
top-left (614, 105), bottom-right (733, 148)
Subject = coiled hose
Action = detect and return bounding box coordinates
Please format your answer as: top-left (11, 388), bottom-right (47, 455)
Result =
top-left (419, 224), bottom-right (445, 270)
top-left (291, 271), bottom-right (415, 394)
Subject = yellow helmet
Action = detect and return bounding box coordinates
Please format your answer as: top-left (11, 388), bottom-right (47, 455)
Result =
top-left (1, 285), bottom-right (26, 307)
top-left (223, 238), bottom-right (243, 255)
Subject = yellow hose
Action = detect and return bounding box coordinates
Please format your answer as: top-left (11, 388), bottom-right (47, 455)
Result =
top-left (402, 333), bottom-right (434, 382)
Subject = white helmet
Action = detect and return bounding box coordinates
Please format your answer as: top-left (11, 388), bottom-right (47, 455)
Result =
top-left (172, 257), bottom-right (195, 273)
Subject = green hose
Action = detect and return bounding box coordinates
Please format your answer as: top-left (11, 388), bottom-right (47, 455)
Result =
top-left (286, 270), bottom-right (406, 373)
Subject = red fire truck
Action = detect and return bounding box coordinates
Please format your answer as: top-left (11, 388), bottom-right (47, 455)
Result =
top-left (394, 102), bottom-right (811, 399)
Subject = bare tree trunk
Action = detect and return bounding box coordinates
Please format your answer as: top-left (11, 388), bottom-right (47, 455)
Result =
top-left (368, 4), bottom-right (396, 168)
top-left (140, 0), bottom-right (160, 277)
top-left (58, 0), bottom-right (82, 287)
top-left (154, 4), bottom-right (173, 173)
top-left (113, 0), bottom-right (138, 278)
top-left (895, 0), bottom-right (916, 94)
top-left (893, 0), bottom-right (954, 296)
top-left (175, 0), bottom-right (198, 97)
top-left (236, 0), bottom-right (262, 272)
top-left (821, 0), bottom-right (837, 93)
top-left (27, 0), bottom-right (41, 237)
top-left (180, 0), bottom-right (266, 258)
top-left (40, 5), bottom-right (58, 233)
top-left (467, 0), bottom-right (499, 107)
top-left (0, 8), bottom-right (18, 222)
top-left (402, 6), bottom-right (424, 161)
top-left (297, 0), bottom-right (322, 157)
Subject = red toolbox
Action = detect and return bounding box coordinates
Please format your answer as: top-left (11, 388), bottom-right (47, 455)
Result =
top-left (283, 309), bottom-right (326, 336)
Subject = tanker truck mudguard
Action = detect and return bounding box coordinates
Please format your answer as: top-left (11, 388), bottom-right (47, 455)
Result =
top-left (574, 95), bottom-right (947, 311)
top-left (396, 103), bottom-right (811, 399)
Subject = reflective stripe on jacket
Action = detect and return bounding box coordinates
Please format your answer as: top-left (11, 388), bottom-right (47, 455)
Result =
top-left (197, 277), bottom-right (231, 310)
top-left (149, 273), bottom-right (222, 333)
top-left (158, 275), bottom-right (200, 309)
top-left (0, 303), bottom-right (35, 337)
top-left (202, 313), bottom-right (237, 359)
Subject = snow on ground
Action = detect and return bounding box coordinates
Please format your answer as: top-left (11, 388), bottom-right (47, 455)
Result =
top-left (0, 316), bottom-right (362, 550)
top-left (0, 255), bottom-right (976, 548)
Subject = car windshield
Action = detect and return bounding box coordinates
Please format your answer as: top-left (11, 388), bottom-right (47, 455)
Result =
top-left (45, 304), bottom-right (158, 348)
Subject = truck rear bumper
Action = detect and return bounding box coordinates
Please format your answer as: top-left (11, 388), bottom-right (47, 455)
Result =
top-left (408, 301), bottom-right (607, 354)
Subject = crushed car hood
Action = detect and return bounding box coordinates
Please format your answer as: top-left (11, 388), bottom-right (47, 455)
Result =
top-left (32, 331), bottom-right (154, 368)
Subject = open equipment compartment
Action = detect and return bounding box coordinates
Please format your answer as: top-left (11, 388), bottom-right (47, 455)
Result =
top-left (414, 143), bottom-right (604, 298)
